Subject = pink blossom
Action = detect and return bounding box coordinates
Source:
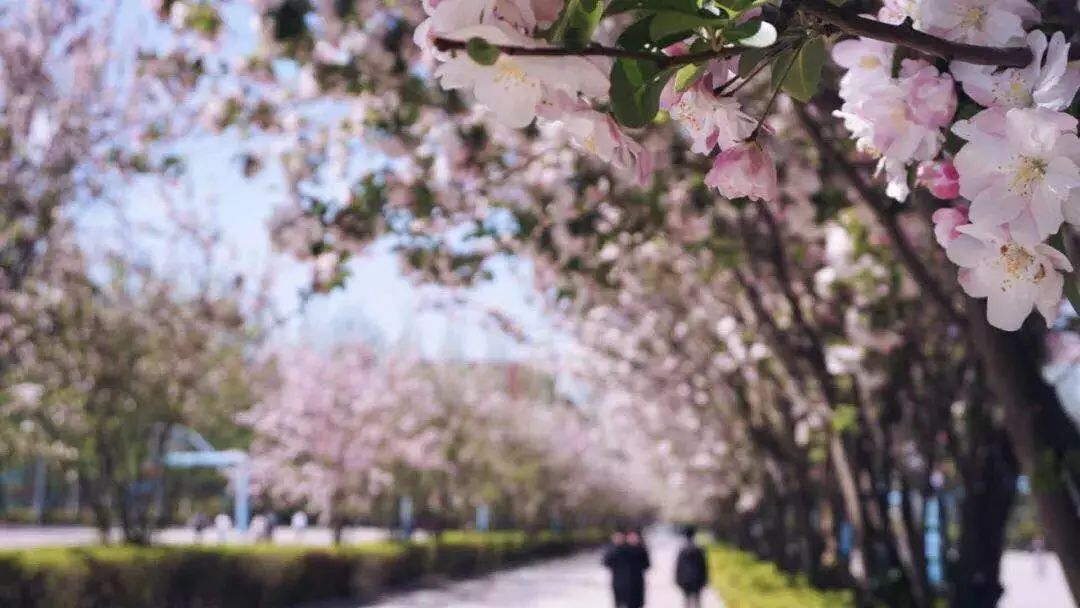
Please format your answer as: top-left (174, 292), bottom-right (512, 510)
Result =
top-left (951, 31), bottom-right (1080, 111)
top-left (918, 160), bottom-right (961, 199)
top-left (831, 38), bottom-right (895, 96)
top-left (945, 223), bottom-right (1071, 330)
top-left (877, 0), bottom-right (918, 24)
top-left (952, 107), bottom-right (1080, 246)
top-left (931, 205), bottom-right (969, 246)
top-left (660, 62), bottom-right (752, 154)
top-left (704, 141), bottom-right (778, 202)
top-left (662, 41), bottom-right (690, 56)
top-left (901, 61), bottom-right (957, 128)
top-left (434, 24), bottom-right (608, 128)
top-left (529, 0), bottom-right (563, 26)
top-left (919, 0), bottom-right (1039, 47)
top-left (540, 93), bottom-right (653, 184)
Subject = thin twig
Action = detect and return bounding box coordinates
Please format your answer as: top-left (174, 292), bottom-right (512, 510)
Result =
top-left (751, 38), bottom-right (804, 138)
top-left (798, 0), bottom-right (1067, 67)
top-left (433, 37), bottom-right (750, 68)
top-left (717, 44), bottom-right (789, 96)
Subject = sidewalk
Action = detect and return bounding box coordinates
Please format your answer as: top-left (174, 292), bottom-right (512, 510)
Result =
top-left (365, 531), bottom-right (722, 608)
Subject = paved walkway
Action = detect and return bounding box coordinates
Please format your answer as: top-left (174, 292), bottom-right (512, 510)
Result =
top-left (364, 537), bottom-right (1073, 608)
top-left (1000, 551), bottom-right (1076, 608)
top-left (2, 526), bottom-right (1070, 606)
top-left (366, 531), bottom-right (722, 608)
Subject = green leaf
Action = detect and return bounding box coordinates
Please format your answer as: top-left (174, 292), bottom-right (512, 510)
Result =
top-left (465, 37), bottom-right (500, 66)
top-left (610, 59), bottom-right (675, 128)
top-left (616, 15), bottom-right (655, 50)
top-left (674, 63), bottom-right (706, 91)
top-left (772, 37), bottom-right (825, 103)
top-left (647, 11), bottom-right (724, 40)
top-left (713, 0), bottom-right (767, 17)
top-left (832, 404), bottom-right (858, 434)
top-left (606, 0), bottom-right (700, 16)
top-left (737, 47), bottom-right (771, 77)
top-left (548, 0), bottom-right (605, 48)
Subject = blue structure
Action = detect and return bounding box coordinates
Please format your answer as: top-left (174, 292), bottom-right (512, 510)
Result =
top-left (160, 426), bottom-right (250, 532)
top-left (838, 521), bottom-right (853, 558)
top-left (475, 503), bottom-right (490, 532)
top-left (399, 496), bottom-right (414, 539)
top-left (925, 495), bottom-right (943, 587)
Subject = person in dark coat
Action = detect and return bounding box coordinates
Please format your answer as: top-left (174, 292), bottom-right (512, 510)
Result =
top-left (675, 525), bottom-right (708, 608)
top-left (603, 528), bottom-right (651, 608)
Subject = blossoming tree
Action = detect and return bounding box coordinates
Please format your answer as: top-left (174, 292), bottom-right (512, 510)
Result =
top-left (10, 0), bottom-right (1080, 603)
top-left (1, 247), bottom-right (255, 544)
top-left (247, 344), bottom-right (652, 540)
top-left (133, 0), bottom-right (1080, 600)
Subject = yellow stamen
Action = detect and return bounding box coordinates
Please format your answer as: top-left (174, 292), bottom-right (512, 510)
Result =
top-left (494, 62), bottom-right (527, 85)
top-left (1009, 156), bottom-right (1047, 196)
top-left (961, 6), bottom-right (987, 29)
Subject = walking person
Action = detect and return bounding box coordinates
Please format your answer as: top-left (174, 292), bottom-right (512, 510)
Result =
top-left (675, 525), bottom-right (709, 608)
top-left (190, 511), bottom-right (209, 544)
top-left (603, 527), bottom-right (651, 608)
top-left (214, 512), bottom-right (232, 544)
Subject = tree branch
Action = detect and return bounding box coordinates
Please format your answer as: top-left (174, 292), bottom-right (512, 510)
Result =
top-left (795, 103), bottom-right (965, 326)
top-left (442, 0), bottom-right (1075, 73)
top-left (798, 0), bottom-right (1057, 68)
top-left (433, 37), bottom-right (748, 68)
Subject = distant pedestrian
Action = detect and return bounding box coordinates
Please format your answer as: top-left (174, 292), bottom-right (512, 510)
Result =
top-left (214, 512), bottom-right (232, 543)
top-left (603, 528), bottom-right (651, 608)
top-left (1033, 535), bottom-right (1047, 576)
top-left (291, 511), bottom-right (308, 541)
top-left (675, 526), bottom-right (709, 608)
top-left (190, 512), bottom-right (209, 543)
top-left (264, 512), bottom-right (278, 542)
top-left (291, 511), bottom-right (308, 529)
top-left (250, 514), bottom-right (268, 542)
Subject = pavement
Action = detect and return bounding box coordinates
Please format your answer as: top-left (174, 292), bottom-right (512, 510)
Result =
top-left (364, 530), bottom-right (723, 608)
top-left (363, 536), bottom-right (1076, 608)
top-left (0, 526), bottom-right (1072, 607)
top-left (1000, 551), bottom-right (1077, 608)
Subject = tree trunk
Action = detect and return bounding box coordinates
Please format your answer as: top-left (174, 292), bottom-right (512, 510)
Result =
top-left (793, 480), bottom-right (824, 585)
top-left (80, 468), bottom-right (111, 544)
top-left (967, 299), bottom-right (1080, 602)
top-left (951, 427), bottom-right (1017, 608)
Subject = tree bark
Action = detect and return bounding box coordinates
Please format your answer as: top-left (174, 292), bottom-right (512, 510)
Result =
top-left (951, 427), bottom-right (1017, 608)
top-left (967, 299), bottom-right (1080, 602)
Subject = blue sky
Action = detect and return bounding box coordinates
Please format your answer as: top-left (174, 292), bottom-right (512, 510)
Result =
top-left (76, 131), bottom-right (555, 360)
top-left (70, 0), bottom-right (558, 360)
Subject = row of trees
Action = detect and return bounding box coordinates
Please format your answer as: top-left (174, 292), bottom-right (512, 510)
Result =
top-left (569, 199), bottom-right (1023, 605)
top-left (4, 0), bottom-right (1080, 606)
top-left (0, 0), bottom-right (649, 539)
top-left (127, 0), bottom-right (1079, 605)
top-left (0, 246), bottom-right (257, 543)
top-left (247, 345), bottom-right (654, 542)
top-left (0, 253), bottom-right (649, 543)
top-left (0, 0), bottom-right (261, 543)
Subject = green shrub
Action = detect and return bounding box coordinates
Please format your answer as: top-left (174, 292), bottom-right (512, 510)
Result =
top-left (0, 508), bottom-right (97, 527)
top-left (0, 530), bottom-right (602, 608)
top-left (708, 545), bottom-right (855, 608)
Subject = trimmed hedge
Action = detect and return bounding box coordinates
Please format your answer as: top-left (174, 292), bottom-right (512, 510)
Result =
top-left (0, 530), bottom-right (602, 608)
top-left (708, 545), bottom-right (855, 608)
